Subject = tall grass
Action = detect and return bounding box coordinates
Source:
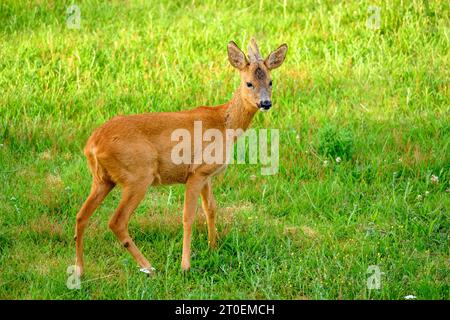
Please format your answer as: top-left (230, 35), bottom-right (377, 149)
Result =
top-left (0, 0), bottom-right (449, 299)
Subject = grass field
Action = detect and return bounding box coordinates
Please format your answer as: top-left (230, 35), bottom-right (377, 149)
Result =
top-left (0, 0), bottom-right (449, 299)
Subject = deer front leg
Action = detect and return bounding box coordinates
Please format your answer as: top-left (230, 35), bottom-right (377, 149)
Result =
top-left (200, 179), bottom-right (217, 249)
top-left (181, 175), bottom-right (206, 271)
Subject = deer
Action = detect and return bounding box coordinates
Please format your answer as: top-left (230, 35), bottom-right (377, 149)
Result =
top-left (74, 38), bottom-right (287, 276)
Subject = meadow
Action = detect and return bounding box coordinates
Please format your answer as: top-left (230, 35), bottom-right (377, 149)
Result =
top-left (0, 0), bottom-right (449, 299)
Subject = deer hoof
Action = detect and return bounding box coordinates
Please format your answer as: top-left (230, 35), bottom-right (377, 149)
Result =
top-left (75, 264), bottom-right (83, 278)
top-left (139, 266), bottom-right (156, 276)
top-left (181, 262), bottom-right (191, 272)
top-left (208, 240), bottom-right (217, 250)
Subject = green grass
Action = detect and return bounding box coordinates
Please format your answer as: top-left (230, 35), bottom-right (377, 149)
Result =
top-left (0, 0), bottom-right (449, 299)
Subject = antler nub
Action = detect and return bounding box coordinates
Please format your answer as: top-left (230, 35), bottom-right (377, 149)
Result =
top-left (248, 38), bottom-right (262, 62)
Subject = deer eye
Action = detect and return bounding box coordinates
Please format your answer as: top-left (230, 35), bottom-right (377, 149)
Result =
top-left (246, 82), bottom-right (253, 88)
top-left (269, 80), bottom-right (272, 86)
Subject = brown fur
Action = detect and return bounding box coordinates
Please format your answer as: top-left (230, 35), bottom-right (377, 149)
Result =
top-left (74, 39), bottom-right (287, 275)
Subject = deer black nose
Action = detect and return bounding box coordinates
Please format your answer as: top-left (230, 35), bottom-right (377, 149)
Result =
top-left (260, 100), bottom-right (272, 110)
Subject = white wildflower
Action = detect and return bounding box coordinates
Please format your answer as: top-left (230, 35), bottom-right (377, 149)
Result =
top-left (430, 175), bottom-right (439, 184)
top-left (404, 295), bottom-right (416, 300)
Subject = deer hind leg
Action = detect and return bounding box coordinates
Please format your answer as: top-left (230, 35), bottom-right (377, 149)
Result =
top-left (108, 179), bottom-right (154, 273)
top-left (75, 180), bottom-right (115, 276)
top-left (200, 180), bottom-right (218, 249)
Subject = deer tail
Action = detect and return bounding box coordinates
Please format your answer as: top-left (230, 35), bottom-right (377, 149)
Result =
top-left (86, 146), bottom-right (105, 183)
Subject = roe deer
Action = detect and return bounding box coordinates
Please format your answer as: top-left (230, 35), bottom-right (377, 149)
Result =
top-left (74, 39), bottom-right (287, 275)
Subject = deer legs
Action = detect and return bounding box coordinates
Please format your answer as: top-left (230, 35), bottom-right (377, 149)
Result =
top-left (181, 175), bottom-right (209, 271)
top-left (76, 174), bottom-right (218, 274)
top-left (110, 174), bottom-right (214, 273)
top-left (108, 181), bottom-right (154, 273)
top-left (200, 179), bottom-right (218, 249)
top-left (75, 180), bottom-right (115, 276)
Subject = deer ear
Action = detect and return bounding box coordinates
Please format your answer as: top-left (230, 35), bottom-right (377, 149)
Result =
top-left (227, 41), bottom-right (249, 70)
top-left (265, 44), bottom-right (288, 70)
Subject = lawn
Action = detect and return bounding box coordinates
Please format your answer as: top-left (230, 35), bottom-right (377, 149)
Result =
top-left (0, 0), bottom-right (449, 299)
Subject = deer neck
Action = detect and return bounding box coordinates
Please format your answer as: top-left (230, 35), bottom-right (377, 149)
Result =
top-left (224, 87), bottom-right (258, 131)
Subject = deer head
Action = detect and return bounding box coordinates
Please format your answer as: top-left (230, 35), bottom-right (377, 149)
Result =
top-left (227, 38), bottom-right (288, 112)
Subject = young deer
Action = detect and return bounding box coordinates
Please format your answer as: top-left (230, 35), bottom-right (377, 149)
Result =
top-left (74, 39), bottom-right (287, 275)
